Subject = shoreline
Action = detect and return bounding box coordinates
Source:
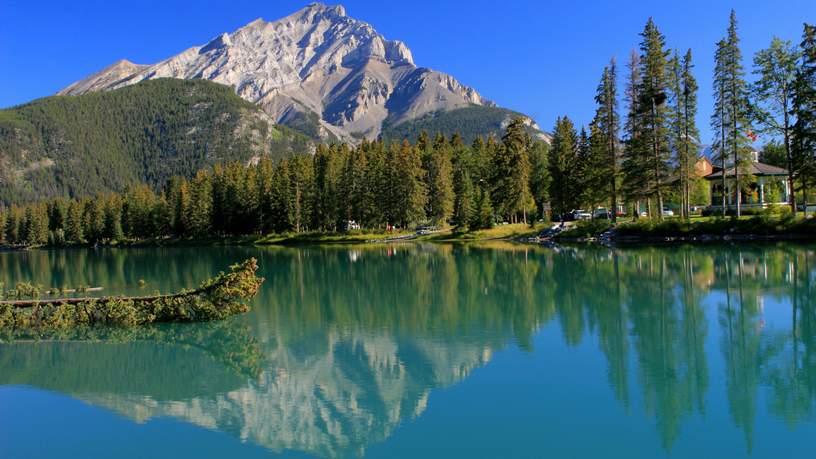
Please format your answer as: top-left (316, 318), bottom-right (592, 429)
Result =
top-left (3, 221), bottom-right (815, 251)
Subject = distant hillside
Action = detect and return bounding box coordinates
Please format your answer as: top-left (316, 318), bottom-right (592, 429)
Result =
top-left (379, 106), bottom-right (551, 145)
top-left (0, 79), bottom-right (311, 204)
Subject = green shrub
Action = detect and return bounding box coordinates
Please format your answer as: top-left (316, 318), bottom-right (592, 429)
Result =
top-left (556, 220), bottom-right (612, 239)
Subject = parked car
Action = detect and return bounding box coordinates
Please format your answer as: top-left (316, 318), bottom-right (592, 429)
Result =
top-left (662, 207), bottom-right (675, 217)
top-left (571, 209), bottom-right (592, 221)
top-left (593, 208), bottom-right (610, 220)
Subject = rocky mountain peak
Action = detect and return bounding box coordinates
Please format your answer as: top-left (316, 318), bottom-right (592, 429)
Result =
top-left (58, 4), bottom-right (496, 141)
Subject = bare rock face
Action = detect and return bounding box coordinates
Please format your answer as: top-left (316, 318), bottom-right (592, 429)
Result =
top-left (58, 3), bottom-right (494, 142)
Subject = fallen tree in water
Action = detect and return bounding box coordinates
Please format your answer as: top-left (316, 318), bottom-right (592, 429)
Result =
top-left (0, 258), bottom-right (264, 330)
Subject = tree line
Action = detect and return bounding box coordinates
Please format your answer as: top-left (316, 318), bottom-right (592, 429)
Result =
top-left (0, 125), bottom-right (550, 246)
top-left (549, 13), bottom-right (816, 220)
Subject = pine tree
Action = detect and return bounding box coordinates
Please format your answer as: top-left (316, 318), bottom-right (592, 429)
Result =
top-left (0, 207), bottom-right (6, 245)
top-left (713, 39), bottom-right (730, 215)
top-left (83, 198), bottom-right (106, 243)
top-left (752, 37), bottom-right (800, 213)
top-left (593, 59), bottom-right (620, 220)
top-left (621, 50), bottom-right (649, 217)
top-left (393, 140), bottom-right (427, 228)
top-left (637, 18), bottom-right (672, 218)
top-left (492, 117), bottom-right (533, 223)
top-left (723, 10), bottom-right (752, 217)
top-left (183, 171), bottom-right (213, 237)
top-left (470, 185), bottom-right (494, 230)
top-left (548, 116), bottom-right (580, 219)
top-left (792, 23), bottom-right (816, 213)
top-left (528, 140), bottom-right (551, 221)
top-left (47, 198), bottom-right (69, 232)
top-left (65, 200), bottom-right (84, 243)
top-left (425, 136), bottom-right (455, 225)
top-left (452, 150), bottom-right (474, 231)
top-left (270, 159), bottom-right (293, 233)
top-left (103, 195), bottom-right (124, 241)
top-left (23, 203), bottom-right (48, 246)
top-left (681, 50), bottom-right (700, 218)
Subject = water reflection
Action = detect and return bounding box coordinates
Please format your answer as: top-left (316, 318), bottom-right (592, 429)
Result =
top-left (1, 243), bottom-right (816, 457)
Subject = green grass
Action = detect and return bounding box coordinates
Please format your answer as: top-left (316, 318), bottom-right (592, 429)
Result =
top-left (423, 223), bottom-right (543, 242)
top-left (615, 212), bottom-right (816, 238)
top-left (255, 229), bottom-right (415, 245)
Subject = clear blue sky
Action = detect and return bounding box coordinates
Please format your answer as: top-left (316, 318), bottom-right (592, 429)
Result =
top-left (1, 0), bottom-right (814, 143)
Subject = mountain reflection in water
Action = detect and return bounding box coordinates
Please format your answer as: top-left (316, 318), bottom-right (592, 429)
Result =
top-left (1, 243), bottom-right (815, 458)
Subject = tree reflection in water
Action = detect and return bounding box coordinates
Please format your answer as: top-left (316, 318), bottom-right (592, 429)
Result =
top-left (1, 243), bottom-right (815, 457)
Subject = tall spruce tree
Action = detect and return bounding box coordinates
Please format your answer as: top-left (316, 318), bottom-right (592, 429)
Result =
top-left (548, 116), bottom-right (580, 219)
top-left (621, 50), bottom-right (649, 216)
top-left (493, 117), bottom-right (533, 223)
top-left (680, 50), bottom-right (700, 218)
top-left (23, 203), bottom-right (48, 246)
top-left (452, 151), bottom-right (474, 231)
top-left (528, 140), bottom-right (551, 221)
top-left (637, 18), bottom-right (672, 219)
top-left (593, 59), bottom-right (620, 221)
top-left (425, 136), bottom-right (455, 225)
top-left (723, 10), bottom-right (752, 217)
top-left (713, 39), bottom-right (730, 215)
top-left (752, 37), bottom-right (800, 213)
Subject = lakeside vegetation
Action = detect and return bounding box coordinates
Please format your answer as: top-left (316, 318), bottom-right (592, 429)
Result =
top-left (0, 258), bottom-right (263, 330)
top-left (1, 13), bottom-right (814, 248)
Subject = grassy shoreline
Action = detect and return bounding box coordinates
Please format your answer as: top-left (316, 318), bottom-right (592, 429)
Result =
top-left (553, 215), bottom-right (816, 243)
top-left (3, 219), bottom-right (814, 250)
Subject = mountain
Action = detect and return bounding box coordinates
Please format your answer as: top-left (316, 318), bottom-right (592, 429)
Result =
top-left (381, 106), bottom-right (552, 145)
top-left (0, 79), bottom-right (310, 204)
top-left (59, 3), bottom-right (543, 142)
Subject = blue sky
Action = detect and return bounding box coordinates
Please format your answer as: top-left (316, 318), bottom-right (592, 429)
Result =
top-left (2, 0), bottom-right (814, 143)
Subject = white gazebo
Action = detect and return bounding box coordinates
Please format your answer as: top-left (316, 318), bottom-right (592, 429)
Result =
top-left (704, 160), bottom-right (790, 211)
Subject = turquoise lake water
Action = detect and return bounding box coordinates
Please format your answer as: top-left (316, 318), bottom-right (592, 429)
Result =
top-left (1, 243), bottom-right (815, 458)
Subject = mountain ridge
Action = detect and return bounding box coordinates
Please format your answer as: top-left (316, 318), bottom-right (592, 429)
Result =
top-left (58, 3), bottom-right (544, 142)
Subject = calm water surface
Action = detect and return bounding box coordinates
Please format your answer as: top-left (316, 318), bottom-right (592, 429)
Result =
top-left (1, 243), bottom-right (816, 458)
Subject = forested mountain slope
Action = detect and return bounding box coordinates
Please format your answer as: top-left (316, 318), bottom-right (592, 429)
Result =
top-left (0, 79), bottom-right (310, 204)
top-left (380, 106), bottom-right (551, 145)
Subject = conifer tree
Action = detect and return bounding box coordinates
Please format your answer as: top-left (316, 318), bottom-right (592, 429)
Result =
top-left (394, 140), bottom-right (427, 228)
top-left (183, 171), bottom-right (213, 237)
top-left (452, 150), bottom-right (474, 231)
top-left (65, 200), bottom-right (84, 243)
top-left (23, 203), bottom-right (48, 246)
top-left (680, 50), bottom-right (700, 218)
top-left (637, 18), bottom-right (672, 218)
top-left (83, 198), bottom-right (106, 243)
top-left (0, 208), bottom-right (6, 245)
top-left (47, 198), bottom-right (69, 232)
top-left (270, 159), bottom-right (293, 233)
top-left (621, 50), bottom-right (648, 216)
top-left (425, 136), bottom-right (455, 225)
top-left (470, 185), bottom-right (494, 230)
top-left (713, 38), bottom-right (730, 215)
top-left (548, 116), bottom-right (580, 219)
top-left (103, 195), bottom-right (124, 241)
top-left (752, 37), bottom-right (800, 213)
top-left (528, 140), bottom-right (551, 221)
top-left (594, 59), bottom-right (620, 220)
top-left (723, 10), bottom-right (752, 217)
top-left (493, 117), bottom-right (533, 223)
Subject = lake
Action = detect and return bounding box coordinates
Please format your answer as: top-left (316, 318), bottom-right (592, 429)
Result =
top-left (1, 242), bottom-right (815, 458)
